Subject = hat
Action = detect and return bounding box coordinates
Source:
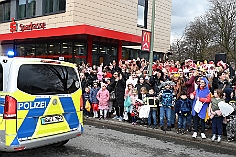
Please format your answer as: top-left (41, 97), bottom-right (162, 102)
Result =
top-left (201, 77), bottom-right (209, 85)
top-left (101, 82), bottom-right (107, 87)
top-left (93, 81), bottom-right (98, 85)
top-left (173, 73), bottom-right (180, 78)
top-left (105, 78), bottom-right (110, 82)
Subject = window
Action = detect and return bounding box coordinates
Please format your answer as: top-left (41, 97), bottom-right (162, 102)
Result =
top-left (137, 0), bottom-right (148, 28)
top-left (44, 0), bottom-right (66, 14)
top-left (17, 64), bottom-right (80, 95)
top-left (0, 2), bottom-right (10, 22)
top-left (17, 0), bottom-right (36, 19)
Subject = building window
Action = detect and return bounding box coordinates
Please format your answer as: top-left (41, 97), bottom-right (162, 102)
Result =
top-left (137, 0), bottom-right (148, 28)
top-left (17, 0), bottom-right (36, 19)
top-left (0, 2), bottom-right (10, 22)
top-left (44, 0), bottom-right (66, 15)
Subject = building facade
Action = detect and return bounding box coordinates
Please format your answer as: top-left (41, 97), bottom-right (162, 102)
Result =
top-left (0, 0), bottom-right (172, 65)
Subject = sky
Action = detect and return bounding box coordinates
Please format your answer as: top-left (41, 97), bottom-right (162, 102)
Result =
top-left (171, 0), bottom-right (209, 43)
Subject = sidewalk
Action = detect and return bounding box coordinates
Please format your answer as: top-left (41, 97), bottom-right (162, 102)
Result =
top-left (84, 117), bottom-right (236, 149)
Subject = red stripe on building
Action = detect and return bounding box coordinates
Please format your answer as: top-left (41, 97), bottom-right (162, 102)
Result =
top-left (0, 24), bottom-right (141, 44)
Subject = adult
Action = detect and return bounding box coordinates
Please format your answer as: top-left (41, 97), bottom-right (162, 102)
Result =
top-left (80, 72), bottom-right (88, 94)
top-left (110, 71), bottom-right (126, 121)
top-left (111, 60), bottom-right (121, 74)
top-left (212, 71), bottom-right (231, 92)
top-left (191, 77), bottom-right (211, 139)
top-left (135, 76), bottom-right (149, 95)
top-left (149, 69), bottom-right (165, 94)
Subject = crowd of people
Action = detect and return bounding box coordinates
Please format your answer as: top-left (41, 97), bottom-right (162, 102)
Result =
top-left (78, 58), bottom-right (236, 142)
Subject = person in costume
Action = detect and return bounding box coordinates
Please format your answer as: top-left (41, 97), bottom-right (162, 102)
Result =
top-left (190, 77), bottom-right (211, 139)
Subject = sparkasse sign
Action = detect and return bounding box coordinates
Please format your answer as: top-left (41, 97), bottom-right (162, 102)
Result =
top-left (10, 18), bottom-right (46, 33)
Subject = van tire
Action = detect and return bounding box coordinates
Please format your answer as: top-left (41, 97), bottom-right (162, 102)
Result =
top-left (53, 140), bottom-right (70, 147)
top-left (0, 152), bottom-right (3, 157)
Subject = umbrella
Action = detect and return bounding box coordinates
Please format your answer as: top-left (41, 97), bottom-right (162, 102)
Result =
top-left (218, 101), bottom-right (234, 117)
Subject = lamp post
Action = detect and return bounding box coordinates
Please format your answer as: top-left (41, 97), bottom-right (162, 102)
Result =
top-left (148, 0), bottom-right (156, 75)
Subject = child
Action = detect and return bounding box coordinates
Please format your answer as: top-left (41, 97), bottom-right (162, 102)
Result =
top-left (123, 83), bottom-right (134, 121)
top-left (138, 87), bottom-right (148, 101)
top-left (143, 88), bottom-right (158, 129)
top-left (83, 87), bottom-right (91, 118)
top-left (209, 89), bottom-right (225, 142)
top-left (175, 91), bottom-right (192, 135)
top-left (138, 87), bottom-right (148, 125)
top-left (90, 81), bottom-right (100, 118)
top-left (96, 82), bottom-right (110, 120)
top-left (106, 78), bottom-right (114, 118)
top-left (226, 89), bottom-right (236, 142)
top-left (130, 89), bottom-right (139, 125)
top-left (159, 82), bottom-right (174, 131)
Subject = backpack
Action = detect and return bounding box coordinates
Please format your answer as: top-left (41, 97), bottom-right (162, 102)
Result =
top-left (180, 99), bottom-right (191, 116)
top-left (161, 89), bottom-right (173, 107)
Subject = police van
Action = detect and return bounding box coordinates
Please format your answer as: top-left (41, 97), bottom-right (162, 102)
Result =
top-left (0, 52), bottom-right (83, 156)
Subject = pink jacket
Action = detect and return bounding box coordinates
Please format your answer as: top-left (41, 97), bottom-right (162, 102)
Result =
top-left (96, 89), bottom-right (110, 110)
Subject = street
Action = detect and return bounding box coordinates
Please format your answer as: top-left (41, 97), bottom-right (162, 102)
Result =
top-left (3, 118), bottom-right (236, 157)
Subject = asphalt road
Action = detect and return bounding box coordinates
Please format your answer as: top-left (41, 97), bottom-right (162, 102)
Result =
top-left (2, 118), bottom-right (236, 157)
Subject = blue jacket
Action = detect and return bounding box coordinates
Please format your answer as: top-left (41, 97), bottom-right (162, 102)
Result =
top-left (89, 87), bottom-right (100, 103)
top-left (83, 92), bottom-right (90, 106)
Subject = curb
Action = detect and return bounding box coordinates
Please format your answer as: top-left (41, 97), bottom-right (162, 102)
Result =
top-left (84, 118), bottom-right (236, 149)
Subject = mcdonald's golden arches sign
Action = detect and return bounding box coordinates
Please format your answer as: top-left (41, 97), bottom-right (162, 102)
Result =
top-left (141, 30), bottom-right (151, 52)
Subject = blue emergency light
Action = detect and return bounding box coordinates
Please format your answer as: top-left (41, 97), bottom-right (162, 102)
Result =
top-left (7, 51), bottom-right (15, 58)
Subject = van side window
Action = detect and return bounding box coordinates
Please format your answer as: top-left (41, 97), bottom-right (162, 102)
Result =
top-left (17, 64), bottom-right (80, 95)
top-left (0, 65), bottom-right (3, 91)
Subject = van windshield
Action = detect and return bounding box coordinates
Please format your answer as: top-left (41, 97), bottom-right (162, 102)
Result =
top-left (17, 64), bottom-right (80, 95)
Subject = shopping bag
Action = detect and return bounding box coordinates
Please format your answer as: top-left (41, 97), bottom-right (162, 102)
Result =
top-left (123, 111), bottom-right (128, 120)
top-left (110, 91), bottom-right (116, 100)
top-left (85, 100), bottom-right (91, 112)
top-left (194, 99), bottom-right (203, 113)
top-left (138, 105), bottom-right (150, 118)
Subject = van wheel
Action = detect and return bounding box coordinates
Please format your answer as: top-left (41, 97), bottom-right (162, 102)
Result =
top-left (0, 152), bottom-right (3, 157)
top-left (53, 140), bottom-right (70, 147)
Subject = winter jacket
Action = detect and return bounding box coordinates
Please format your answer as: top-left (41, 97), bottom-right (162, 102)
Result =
top-left (96, 89), bottom-right (109, 110)
top-left (149, 75), bottom-right (164, 94)
top-left (185, 75), bottom-right (196, 98)
top-left (175, 98), bottom-right (191, 116)
top-left (212, 77), bottom-right (231, 92)
top-left (110, 78), bottom-right (126, 107)
top-left (89, 87), bottom-right (100, 103)
top-left (83, 92), bottom-right (90, 107)
top-left (81, 78), bottom-right (89, 94)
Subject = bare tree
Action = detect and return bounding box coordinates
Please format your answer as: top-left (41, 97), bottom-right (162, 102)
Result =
top-left (207, 0), bottom-right (236, 62)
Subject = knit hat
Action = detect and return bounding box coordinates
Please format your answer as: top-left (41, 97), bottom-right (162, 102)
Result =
top-left (201, 77), bottom-right (209, 85)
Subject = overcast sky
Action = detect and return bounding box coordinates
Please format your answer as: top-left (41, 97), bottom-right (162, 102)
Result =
top-left (171, 0), bottom-right (209, 43)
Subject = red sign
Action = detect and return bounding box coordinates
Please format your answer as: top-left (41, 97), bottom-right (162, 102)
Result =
top-left (141, 30), bottom-right (151, 52)
top-left (10, 18), bottom-right (46, 33)
top-left (10, 18), bottom-right (17, 33)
